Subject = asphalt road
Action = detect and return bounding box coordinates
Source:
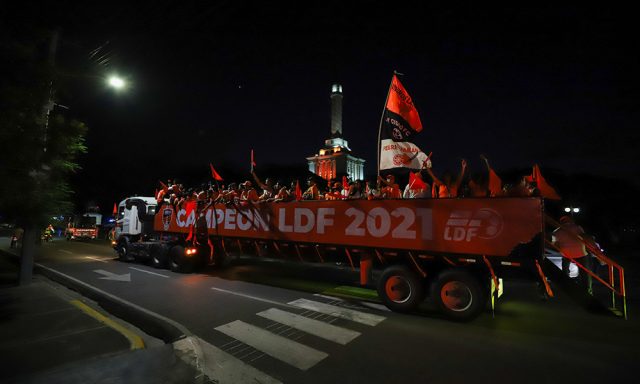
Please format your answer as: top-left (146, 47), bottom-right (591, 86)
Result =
top-left (22, 238), bottom-right (640, 383)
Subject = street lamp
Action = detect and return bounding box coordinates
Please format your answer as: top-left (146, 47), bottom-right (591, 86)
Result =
top-left (107, 75), bottom-right (126, 90)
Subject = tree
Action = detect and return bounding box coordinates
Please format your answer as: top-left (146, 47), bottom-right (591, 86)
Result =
top-left (0, 27), bottom-right (88, 285)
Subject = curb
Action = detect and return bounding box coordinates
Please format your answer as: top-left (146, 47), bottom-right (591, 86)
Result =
top-left (1, 248), bottom-right (210, 383)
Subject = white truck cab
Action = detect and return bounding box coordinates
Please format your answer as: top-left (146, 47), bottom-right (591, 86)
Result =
top-left (115, 196), bottom-right (157, 238)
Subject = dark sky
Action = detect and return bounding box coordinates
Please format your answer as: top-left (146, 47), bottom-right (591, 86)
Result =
top-left (14, 2), bottom-right (640, 211)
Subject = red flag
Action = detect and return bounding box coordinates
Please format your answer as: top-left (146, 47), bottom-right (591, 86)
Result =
top-left (159, 181), bottom-right (169, 193)
top-left (408, 172), bottom-right (427, 190)
top-left (379, 74), bottom-right (428, 170)
top-left (530, 164), bottom-right (561, 200)
top-left (112, 203), bottom-right (118, 216)
top-left (251, 149), bottom-right (256, 170)
top-left (488, 167), bottom-right (502, 197)
top-left (295, 180), bottom-right (302, 201)
top-left (386, 74), bottom-right (423, 132)
top-left (184, 200), bottom-right (197, 218)
top-left (209, 163), bottom-right (223, 181)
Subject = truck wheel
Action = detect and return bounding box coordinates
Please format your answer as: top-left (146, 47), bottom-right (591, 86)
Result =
top-left (150, 243), bottom-right (169, 269)
top-left (377, 265), bottom-right (424, 313)
top-left (117, 237), bottom-right (131, 262)
top-left (431, 269), bottom-right (486, 321)
top-left (169, 245), bottom-right (193, 273)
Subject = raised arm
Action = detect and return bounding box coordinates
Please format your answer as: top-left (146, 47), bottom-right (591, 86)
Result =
top-left (251, 170), bottom-right (270, 192)
top-left (453, 159), bottom-right (467, 190)
top-left (424, 164), bottom-right (444, 186)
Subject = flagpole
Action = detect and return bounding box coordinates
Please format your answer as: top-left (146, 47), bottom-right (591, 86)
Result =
top-left (376, 71), bottom-right (398, 177)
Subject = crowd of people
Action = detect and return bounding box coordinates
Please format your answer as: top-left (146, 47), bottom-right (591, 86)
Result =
top-left (155, 156), bottom-right (541, 211)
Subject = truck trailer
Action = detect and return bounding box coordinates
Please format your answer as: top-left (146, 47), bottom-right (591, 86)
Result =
top-left (113, 195), bottom-right (626, 320)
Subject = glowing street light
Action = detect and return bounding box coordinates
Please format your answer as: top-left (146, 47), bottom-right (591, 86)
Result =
top-left (107, 75), bottom-right (126, 90)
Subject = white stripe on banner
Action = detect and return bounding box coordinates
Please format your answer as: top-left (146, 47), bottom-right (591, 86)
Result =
top-left (215, 320), bottom-right (328, 371)
top-left (257, 307), bottom-right (361, 345)
top-left (379, 139), bottom-right (428, 170)
top-left (288, 299), bottom-right (386, 326)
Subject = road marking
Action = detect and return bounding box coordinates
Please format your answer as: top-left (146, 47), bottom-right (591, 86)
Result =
top-left (70, 299), bottom-right (144, 350)
top-left (59, 249), bottom-right (73, 254)
top-left (211, 287), bottom-right (295, 309)
top-left (360, 302), bottom-right (391, 312)
top-left (129, 267), bottom-right (170, 278)
top-left (257, 307), bottom-right (361, 345)
top-left (174, 336), bottom-right (281, 384)
top-left (93, 269), bottom-right (131, 282)
top-left (288, 299), bottom-right (386, 326)
top-left (313, 293), bottom-right (345, 301)
top-left (215, 320), bottom-right (328, 371)
top-left (86, 256), bottom-right (109, 263)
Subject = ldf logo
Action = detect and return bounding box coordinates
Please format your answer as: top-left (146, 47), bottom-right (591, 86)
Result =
top-left (444, 209), bottom-right (503, 242)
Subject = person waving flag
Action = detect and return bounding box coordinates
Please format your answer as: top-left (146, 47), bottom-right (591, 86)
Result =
top-left (378, 72), bottom-right (429, 172)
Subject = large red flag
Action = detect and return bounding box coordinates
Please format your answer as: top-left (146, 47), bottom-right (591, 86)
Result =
top-left (379, 74), bottom-right (428, 170)
top-left (488, 167), bottom-right (502, 197)
top-left (528, 164), bottom-right (561, 200)
top-left (209, 163), bottom-right (223, 181)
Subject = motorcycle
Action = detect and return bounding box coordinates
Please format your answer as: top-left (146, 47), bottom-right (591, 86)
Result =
top-left (41, 231), bottom-right (53, 243)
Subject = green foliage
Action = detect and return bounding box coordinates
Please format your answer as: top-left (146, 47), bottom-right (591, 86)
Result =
top-left (0, 29), bottom-right (88, 227)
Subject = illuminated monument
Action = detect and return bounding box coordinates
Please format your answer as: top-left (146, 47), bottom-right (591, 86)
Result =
top-left (306, 84), bottom-right (365, 181)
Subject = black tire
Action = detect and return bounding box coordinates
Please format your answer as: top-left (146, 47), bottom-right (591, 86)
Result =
top-left (431, 269), bottom-right (487, 321)
top-left (169, 245), bottom-right (193, 273)
top-left (150, 243), bottom-right (169, 269)
top-left (116, 237), bottom-right (131, 261)
top-left (377, 265), bottom-right (424, 313)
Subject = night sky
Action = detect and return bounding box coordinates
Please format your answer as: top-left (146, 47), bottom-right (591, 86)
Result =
top-left (12, 2), bottom-right (639, 212)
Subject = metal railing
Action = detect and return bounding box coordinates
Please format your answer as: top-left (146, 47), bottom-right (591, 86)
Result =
top-left (545, 215), bottom-right (627, 319)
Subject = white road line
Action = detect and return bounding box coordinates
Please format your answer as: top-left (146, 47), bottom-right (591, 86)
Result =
top-left (360, 302), bottom-right (392, 312)
top-left (215, 320), bottom-right (328, 371)
top-left (211, 287), bottom-right (295, 309)
top-left (257, 307), bottom-right (361, 345)
top-left (129, 267), bottom-right (170, 278)
top-left (174, 336), bottom-right (281, 384)
top-left (288, 299), bottom-right (386, 326)
top-left (85, 256), bottom-right (109, 263)
top-left (59, 249), bottom-right (73, 254)
top-left (313, 293), bottom-right (345, 302)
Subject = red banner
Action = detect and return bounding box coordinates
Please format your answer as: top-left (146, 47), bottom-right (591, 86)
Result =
top-left (155, 198), bottom-right (543, 257)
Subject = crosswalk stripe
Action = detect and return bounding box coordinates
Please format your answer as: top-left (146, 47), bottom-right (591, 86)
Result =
top-left (174, 336), bottom-right (281, 384)
top-left (257, 307), bottom-right (361, 345)
top-left (215, 320), bottom-right (328, 371)
top-left (288, 299), bottom-right (386, 326)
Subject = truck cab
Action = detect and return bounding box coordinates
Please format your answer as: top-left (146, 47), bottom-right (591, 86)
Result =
top-left (115, 196), bottom-right (157, 239)
top-left (65, 215), bottom-right (99, 240)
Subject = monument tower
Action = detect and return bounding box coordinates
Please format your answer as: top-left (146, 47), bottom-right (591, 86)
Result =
top-left (306, 84), bottom-right (365, 181)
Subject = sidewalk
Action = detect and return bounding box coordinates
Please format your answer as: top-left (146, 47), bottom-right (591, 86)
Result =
top-left (0, 242), bottom-right (199, 383)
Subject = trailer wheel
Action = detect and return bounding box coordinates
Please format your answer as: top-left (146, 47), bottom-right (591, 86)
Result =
top-left (169, 245), bottom-right (193, 273)
top-left (150, 243), bottom-right (169, 269)
top-left (377, 265), bottom-right (424, 313)
top-left (431, 269), bottom-right (486, 321)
